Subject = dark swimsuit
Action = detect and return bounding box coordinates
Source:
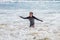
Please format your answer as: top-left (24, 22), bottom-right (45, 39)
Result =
top-left (20, 16), bottom-right (42, 27)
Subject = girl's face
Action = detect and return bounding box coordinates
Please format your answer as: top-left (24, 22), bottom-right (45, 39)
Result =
top-left (29, 12), bottom-right (33, 17)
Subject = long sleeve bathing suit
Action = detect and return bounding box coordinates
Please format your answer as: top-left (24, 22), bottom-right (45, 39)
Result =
top-left (20, 16), bottom-right (42, 27)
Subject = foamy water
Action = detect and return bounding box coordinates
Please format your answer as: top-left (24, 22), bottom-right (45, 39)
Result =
top-left (0, 1), bottom-right (60, 40)
top-left (0, 9), bottom-right (60, 40)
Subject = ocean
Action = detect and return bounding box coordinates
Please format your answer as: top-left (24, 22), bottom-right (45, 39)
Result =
top-left (0, 1), bottom-right (60, 40)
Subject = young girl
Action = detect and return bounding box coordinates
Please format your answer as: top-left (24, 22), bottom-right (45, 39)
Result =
top-left (20, 12), bottom-right (43, 27)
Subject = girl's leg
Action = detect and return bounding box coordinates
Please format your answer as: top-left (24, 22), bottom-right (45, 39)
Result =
top-left (30, 23), bottom-right (35, 28)
top-left (32, 25), bottom-right (35, 28)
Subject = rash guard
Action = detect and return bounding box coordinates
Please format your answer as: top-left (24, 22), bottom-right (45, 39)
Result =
top-left (20, 16), bottom-right (42, 27)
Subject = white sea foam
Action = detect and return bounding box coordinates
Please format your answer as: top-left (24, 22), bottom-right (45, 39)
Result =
top-left (0, 9), bottom-right (60, 40)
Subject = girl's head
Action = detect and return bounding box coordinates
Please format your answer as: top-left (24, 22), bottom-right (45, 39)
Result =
top-left (29, 12), bottom-right (33, 17)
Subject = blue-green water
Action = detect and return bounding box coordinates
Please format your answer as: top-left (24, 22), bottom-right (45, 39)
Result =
top-left (0, 1), bottom-right (60, 10)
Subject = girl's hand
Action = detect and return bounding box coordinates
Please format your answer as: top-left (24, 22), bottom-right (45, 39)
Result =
top-left (41, 20), bottom-right (43, 22)
top-left (19, 16), bottom-right (21, 17)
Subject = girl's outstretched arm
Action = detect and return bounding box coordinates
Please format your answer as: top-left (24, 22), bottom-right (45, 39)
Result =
top-left (19, 16), bottom-right (29, 19)
top-left (33, 16), bottom-right (43, 22)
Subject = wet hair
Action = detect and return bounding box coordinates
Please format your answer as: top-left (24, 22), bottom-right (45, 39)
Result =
top-left (30, 12), bottom-right (33, 14)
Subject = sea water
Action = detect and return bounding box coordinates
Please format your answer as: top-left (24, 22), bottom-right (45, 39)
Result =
top-left (0, 1), bottom-right (60, 40)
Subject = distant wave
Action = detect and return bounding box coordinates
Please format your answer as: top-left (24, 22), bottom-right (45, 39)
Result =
top-left (0, 1), bottom-right (60, 10)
